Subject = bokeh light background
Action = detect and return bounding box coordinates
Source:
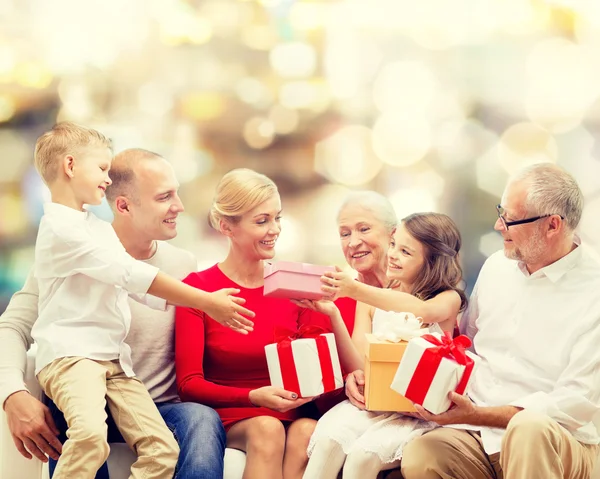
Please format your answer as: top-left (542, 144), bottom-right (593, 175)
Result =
top-left (1, 0), bottom-right (600, 311)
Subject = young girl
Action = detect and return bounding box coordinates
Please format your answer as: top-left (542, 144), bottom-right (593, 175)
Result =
top-left (296, 212), bottom-right (467, 479)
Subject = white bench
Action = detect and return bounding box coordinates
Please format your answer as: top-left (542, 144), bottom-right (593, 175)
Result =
top-left (0, 347), bottom-right (246, 479)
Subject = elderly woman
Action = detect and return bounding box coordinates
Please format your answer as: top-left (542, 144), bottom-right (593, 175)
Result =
top-left (312, 191), bottom-right (397, 417)
top-left (334, 191), bottom-right (398, 335)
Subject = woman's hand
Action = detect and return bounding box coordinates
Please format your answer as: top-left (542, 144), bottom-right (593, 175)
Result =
top-left (249, 386), bottom-right (314, 412)
top-left (321, 266), bottom-right (358, 300)
top-left (291, 299), bottom-right (339, 317)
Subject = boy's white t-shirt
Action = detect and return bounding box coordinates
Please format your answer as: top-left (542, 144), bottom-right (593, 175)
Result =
top-left (32, 203), bottom-right (164, 377)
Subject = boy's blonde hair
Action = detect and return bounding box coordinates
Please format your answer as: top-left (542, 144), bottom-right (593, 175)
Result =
top-left (34, 122), bottom-right (112, 185)
top-left (209, 168), bottom-right (278, 230)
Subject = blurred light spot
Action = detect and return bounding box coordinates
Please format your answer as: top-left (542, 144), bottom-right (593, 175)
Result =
top-left (290, 2), bottom-right (329, 30)
top-left (580, 195), bottom-right (600, 255)
top-left (235, 77), bottom-right (272, 108)
top-left (436, 120), bottom-right (498, 170)
top-left (373, 61), bottom-right (437, 113)
top-left (243, 117), bottom-right (275, 149)
top-left (0, 95), bottom-right (16, 122)
top-left (554, 127), bottom-right (600, 197)
top-left (58, 80), bottom-right (93, 121)
top-left (372, 113), bottom-right (431, 167)
top-left (0, 45), bottom-right (16, 79)
top-left (414, 164), bottom-right (445, 198)
top-left (0, 194), bottom-right (27, 236)
top-left (181, 92), bottom-right (225, 121)
top-left (36, 0), bottom-right (149, 73)
top-left (307, 184), bottom-right (352, 246)
top-left (479, 231), bottom-right (503, 257)
top-left (158, 2), bottom-right (213, 46)
top-left (389, 188), bottom-right (437, 220)
top-left (475, 147), bottom-right (508, 197)
top-left (276, 216), bottom-right (303, 258)
top-left (168, 213), bottom-right (197, 250)
top-left (270, 42), bottom-right (317, 79)
top-left (280, 80), bottom-right (331, 112)
top-left (315, 125), bottom-right (382, 186)
top-left (240, 25), bottom-right (277, 50)
top-left (138, 82), bottom-right (174, 117)
top-left (170, 123), bottom-right (213, 183)
top-left (0, 130), bottom-right (30, 182)
top-left (497, 122), bottom-right (557, 175)
top-left (15, 62), bottom-right (53, 89)
top-left (268, 105), bottom-right (299, 135)
top-left (525, 38), bottom-right (599, 133)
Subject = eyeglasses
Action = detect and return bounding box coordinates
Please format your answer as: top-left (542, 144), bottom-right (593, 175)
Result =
top-left (495, 204), bottom-right (564, 230)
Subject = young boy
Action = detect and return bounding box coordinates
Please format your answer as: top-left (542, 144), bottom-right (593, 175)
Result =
top-left (31, 122), bottom-right (255, 478)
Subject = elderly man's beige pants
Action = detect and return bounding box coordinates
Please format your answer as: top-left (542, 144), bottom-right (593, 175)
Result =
top-left (38, 356), bottom-right (179, 479)
top-left (386, 409), bottom-right (598, 479)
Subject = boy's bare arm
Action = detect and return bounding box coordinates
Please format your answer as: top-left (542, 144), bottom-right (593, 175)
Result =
top-left (147, 272), bottom-right (255, 333)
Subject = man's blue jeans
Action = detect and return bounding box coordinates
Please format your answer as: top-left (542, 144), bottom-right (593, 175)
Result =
top-left (48, 399), bottom-right (226, 479)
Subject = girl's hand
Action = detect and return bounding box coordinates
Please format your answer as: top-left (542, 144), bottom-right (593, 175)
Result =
top-left (249, 386), bottom-right (314, 412)
top-left (291, 299), bottom-right (340, 317)
top-left (321, 266), bottom-right (357, 300)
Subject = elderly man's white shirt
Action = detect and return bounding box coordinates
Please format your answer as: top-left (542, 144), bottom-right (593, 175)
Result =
top-left (32, 203), bottom-right (163, 377)
top-left (459, 241), bottom-right (600, 454)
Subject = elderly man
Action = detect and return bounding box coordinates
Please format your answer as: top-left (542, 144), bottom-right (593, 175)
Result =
top-left (0, 149), bottom-right (226, 478)
top-left (400, 163), bottom-right (600, 478)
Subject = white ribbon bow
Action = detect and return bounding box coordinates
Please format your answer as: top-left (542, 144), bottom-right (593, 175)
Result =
top-left (372, 311), bottom-right (428, 343)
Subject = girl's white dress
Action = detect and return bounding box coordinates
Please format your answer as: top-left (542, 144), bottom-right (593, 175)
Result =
top-left (307, 309), bottom-right (442, 464)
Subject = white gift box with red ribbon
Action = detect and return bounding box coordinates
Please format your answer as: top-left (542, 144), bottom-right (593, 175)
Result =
top-left (265, 329), bottom-right (344, 398)
top-left (390, 332), bottom-right (479, 414)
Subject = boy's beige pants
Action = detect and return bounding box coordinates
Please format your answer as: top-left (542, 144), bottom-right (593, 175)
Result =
top-left (387, 409), bottom-right (598, 479)
top-left (38, 356), bottom-right (179, 479)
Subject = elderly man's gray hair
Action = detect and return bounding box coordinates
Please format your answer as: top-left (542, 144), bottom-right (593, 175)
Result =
top-left (510, 162), bottom-right (583, 231)
top-left (337, 190), bottom-right (398, 233)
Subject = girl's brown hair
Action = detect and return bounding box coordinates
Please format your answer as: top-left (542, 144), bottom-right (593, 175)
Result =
top-left (401, 212), bottom-right (467, 312)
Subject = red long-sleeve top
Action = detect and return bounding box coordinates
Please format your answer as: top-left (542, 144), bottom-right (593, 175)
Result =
top-left (175, 264), bottom-right (331, 431)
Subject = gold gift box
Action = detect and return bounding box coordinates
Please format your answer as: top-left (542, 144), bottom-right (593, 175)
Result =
top-left (364, 334), bottom-right (415, 412)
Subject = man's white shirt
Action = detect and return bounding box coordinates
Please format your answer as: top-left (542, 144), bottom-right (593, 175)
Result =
top-left (458, 240), bottom-right (600, 454)
top-left (32, 202), bottom-right (164, 377)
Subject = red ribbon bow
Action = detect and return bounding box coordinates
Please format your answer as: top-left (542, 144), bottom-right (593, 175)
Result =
top-left (404, 332), bottom-right (475, 407)
top-left (273, 324), bottom-right (336, 397)
top-left (274, 324), bottom-right (329, 343)
top-left (420, 331), bottom-right (472, 366)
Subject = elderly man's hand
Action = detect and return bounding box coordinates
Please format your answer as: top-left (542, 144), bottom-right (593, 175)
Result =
top-left (414, 392), bottom-right (477, 425)
top-left (345, 369), bottom-right (366, 410)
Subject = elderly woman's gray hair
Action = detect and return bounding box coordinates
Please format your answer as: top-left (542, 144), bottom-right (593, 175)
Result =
top-left (510, 162), bottom-right (583, 231)
top-left (337, 191), bottom-right (397, 233)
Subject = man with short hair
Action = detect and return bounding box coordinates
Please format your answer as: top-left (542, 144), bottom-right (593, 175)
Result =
top-left (396, 163), bottom-right (600, 478)
top-left (0, 148), bottom-right (226, 478)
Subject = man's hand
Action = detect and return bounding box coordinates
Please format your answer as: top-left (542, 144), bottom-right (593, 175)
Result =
top-left (414, 392), bottom-right (478, 425)
top-left (4, 391), bottom-right (62, 462)
top-left (204, 288), bottom-right (255, 334)
top-left (345, 369), bottom-right (366, 410)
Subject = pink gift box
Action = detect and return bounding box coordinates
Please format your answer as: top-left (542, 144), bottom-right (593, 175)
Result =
top-left (264, 261), bottom-right (335, 300)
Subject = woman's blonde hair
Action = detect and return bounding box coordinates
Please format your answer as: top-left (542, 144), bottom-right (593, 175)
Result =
top-left (208, 168), bottom-right (278, 230)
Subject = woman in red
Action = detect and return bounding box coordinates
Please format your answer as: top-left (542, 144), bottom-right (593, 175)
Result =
top-left (175, 168), bottom-right (321, 479)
